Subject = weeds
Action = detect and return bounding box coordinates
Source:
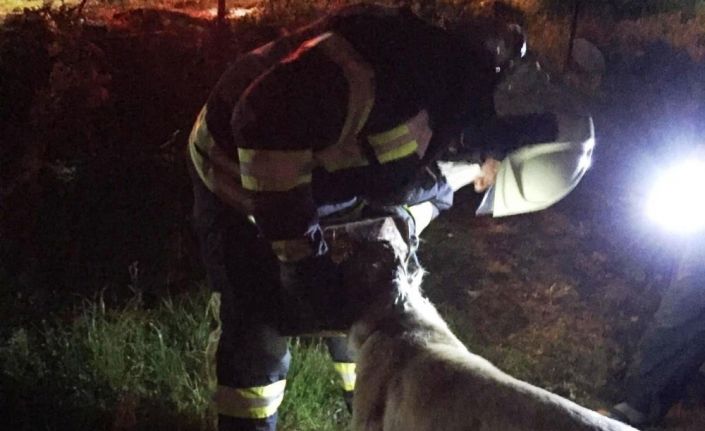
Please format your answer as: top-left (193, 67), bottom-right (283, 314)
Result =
top-left (280, 338), bottom-right (350, 431)
top-left (0, 288), bottom-right (345, 431)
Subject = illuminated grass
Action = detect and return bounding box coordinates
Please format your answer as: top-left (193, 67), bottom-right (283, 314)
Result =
top-left (280, 339), bottom-right (349, 431)
top-left (0, 0), bottom-right (47, 13)
top-left (0, 289), bottom-right (346, 431)
top-left (0, 0), bottom-right (88, 12)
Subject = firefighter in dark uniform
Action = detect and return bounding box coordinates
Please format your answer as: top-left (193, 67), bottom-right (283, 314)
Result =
top-left (188, 4), bottom-right (589, 430)
top-left (608, 243), bottom-right (705, 427)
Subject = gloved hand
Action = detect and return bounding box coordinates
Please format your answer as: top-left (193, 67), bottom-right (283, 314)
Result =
top-left (276, 254), bottom-right (347, 335)
top-left (474, 158), bottom-right (501, 193)
top-left (450, 112), bottom-right (559, 163)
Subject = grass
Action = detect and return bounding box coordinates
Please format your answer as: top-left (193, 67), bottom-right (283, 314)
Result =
top-left (280, 339), bottom-right (349, 431)
top-left (0, 288), bottom-right (347, 431)
top-left (0, 0), bottom-right (85, 14)
top-left (0, 0), bottom-right (48, 12)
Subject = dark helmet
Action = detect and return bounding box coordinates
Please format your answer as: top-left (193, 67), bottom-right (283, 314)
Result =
top-left (489, 23), bottom-right (527, 72)
top-left (448, 2), bottom-right (527, 75)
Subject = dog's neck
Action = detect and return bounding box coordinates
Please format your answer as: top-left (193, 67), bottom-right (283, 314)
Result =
top-left (349, 268), bottom-right (459, 351)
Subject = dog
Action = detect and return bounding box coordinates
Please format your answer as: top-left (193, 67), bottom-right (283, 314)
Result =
top-left (340, 240), bottom-right (637, 431)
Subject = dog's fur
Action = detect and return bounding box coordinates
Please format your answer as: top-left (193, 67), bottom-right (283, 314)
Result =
top-left (343, 242), bottom-right (636, 431)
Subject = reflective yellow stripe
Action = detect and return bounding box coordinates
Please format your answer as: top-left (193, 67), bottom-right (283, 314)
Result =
top-left (407, 109), bottom-right (432, 158)
top-left (368, 124), bottom-right (410, 147)
top-left (271, 238), bottom-right (314, 262)
top-left (366, 110), bottom-right (432, 164)
top-left (215, 381), bottom-right (286, 419)
top-left (238, 380), bottom-right (286, 398)
top-left (241, 173), bottom-right (311, 192)
top-left (189, 106), bottom-right (218, 186)
top-left (238, 148), bottom-right (313, 192)
top-left (189, 106), bottom-right (253, 212)
top-left (312, 32), bottom-right (375, 172)
top-left (376, 140), bottom-right (418, 163)
top-left (333, 362), bottom-right (356, 391)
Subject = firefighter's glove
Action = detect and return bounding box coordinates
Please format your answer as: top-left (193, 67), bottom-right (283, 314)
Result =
top-left (277, 254), bottom-right (347, 335)
top-left (452, 113), bottom-right (559, 163)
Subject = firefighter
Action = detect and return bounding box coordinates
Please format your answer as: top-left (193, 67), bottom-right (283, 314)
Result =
top-left (604, 243), bottom-right (705, 427)
top-left (188, 3), bottom-right (591, 430)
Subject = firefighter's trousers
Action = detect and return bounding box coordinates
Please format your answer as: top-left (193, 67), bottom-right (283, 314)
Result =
top-left (623, 243), bottom-right (705, 423)
top-left (192, 173), bottom-right (355, 431)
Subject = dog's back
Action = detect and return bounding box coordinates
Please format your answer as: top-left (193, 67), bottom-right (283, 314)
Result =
top-left (349, 270), bottom-right (636, 431)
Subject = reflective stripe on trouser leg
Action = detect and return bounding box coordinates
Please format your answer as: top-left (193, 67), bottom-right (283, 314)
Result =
top-left (191, 176), bottom-right (290, 430)
top-left (215, 380), bottom-right (287, 419)
top-left (214, 309), bottom-right (290, 428)
top-left (333, 362), bottom-right (356, 392)
top-left (326, 337), bottom-right (357, 397)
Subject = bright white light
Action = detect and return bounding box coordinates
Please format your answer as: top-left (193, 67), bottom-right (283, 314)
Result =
top-left (646, 159), bottom-right (705, 233)
top-left (578, 152), bottom-right (592, 171)
top-left (207, 7), bottom-right (258, 18)
top-left (231, 7), bottom-right (257, 18)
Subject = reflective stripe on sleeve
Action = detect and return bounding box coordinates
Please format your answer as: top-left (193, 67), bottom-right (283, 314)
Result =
top-left (271, 238), bottom-right (314, 262)
top-left (406, 201), bottom-right (436, 235)
top-left (190, 107), bottom-right (241, 180)
top-left (188, 106), bottom-right (254, 212)
top-left (367, 110), bottom-right (432, 163)
top-left (312, 33), bottom-right (375, 172)
top-left (333, 362), bottom-right (356, 392)
top-left (214, 380), bottom-right (287, 419)
top-left (238, 148), bottom-right (313, 192)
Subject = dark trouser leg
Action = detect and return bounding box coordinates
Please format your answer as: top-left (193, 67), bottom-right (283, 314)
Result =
top-left (192, 175), bottom-right (289, 431)
top-left (215, 323), bottom-right (290, 431)
top-left (326, 336), bottom-right (356, 412)
top-left (623, 246), bottom-right (705, 423)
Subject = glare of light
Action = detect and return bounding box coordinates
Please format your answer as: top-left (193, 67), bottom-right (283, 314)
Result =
top-left (207, 7), bottom-right (258, 18)
top-left (231, 7), bottom-right (257, 17)
top-left (646, 159), bottom-right (705, 233)
top-left (578, 152), bottom-right (592, 171)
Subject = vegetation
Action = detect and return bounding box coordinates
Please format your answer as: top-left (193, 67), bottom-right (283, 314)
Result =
top-left (0, 288), bottom-right (347, 430)
top-left (539, 0), bottom-right (705, 18)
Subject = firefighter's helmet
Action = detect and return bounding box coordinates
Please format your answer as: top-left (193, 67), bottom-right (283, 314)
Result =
top-left (476, 115), bottom-right (595, 217)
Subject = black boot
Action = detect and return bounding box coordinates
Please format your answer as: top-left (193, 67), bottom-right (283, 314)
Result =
top-left (342, 389), bottom-right (354, 414)
top-left (218, 414), bottom-right (278, 431)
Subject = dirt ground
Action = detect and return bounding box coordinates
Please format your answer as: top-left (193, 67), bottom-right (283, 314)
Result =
top-left (421, 190), bottom-right (705, 431)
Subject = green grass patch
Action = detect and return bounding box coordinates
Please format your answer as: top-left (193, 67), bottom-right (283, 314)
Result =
top-left (0, 0), bottom-right (48, 13)
top-left (1, 289), bottom-right (347, 430)
top-left (280, 339), bottom-right (349, 431)
top-left (0, 0), bottom-right (88, 15)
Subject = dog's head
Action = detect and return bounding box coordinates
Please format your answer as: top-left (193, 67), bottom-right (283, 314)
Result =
top-left (339, 239), bottom-right (407, 316)
top-left (324, 216), bottom-right (433, 340)
top-left (338, 238), bottom-right (434, 350)
top-left (325, 216), bottom-right (412, 315)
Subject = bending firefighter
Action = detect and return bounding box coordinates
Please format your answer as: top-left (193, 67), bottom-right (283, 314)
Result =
top-left (187, 3), bottom-right (593, 431)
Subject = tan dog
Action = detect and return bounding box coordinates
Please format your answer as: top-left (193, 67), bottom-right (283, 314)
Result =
top-left (342, 241), bottom-right (637, 431)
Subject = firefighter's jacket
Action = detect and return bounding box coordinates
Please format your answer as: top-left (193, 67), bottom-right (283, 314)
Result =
top-left (189, 4), bottom-right (499, 264)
